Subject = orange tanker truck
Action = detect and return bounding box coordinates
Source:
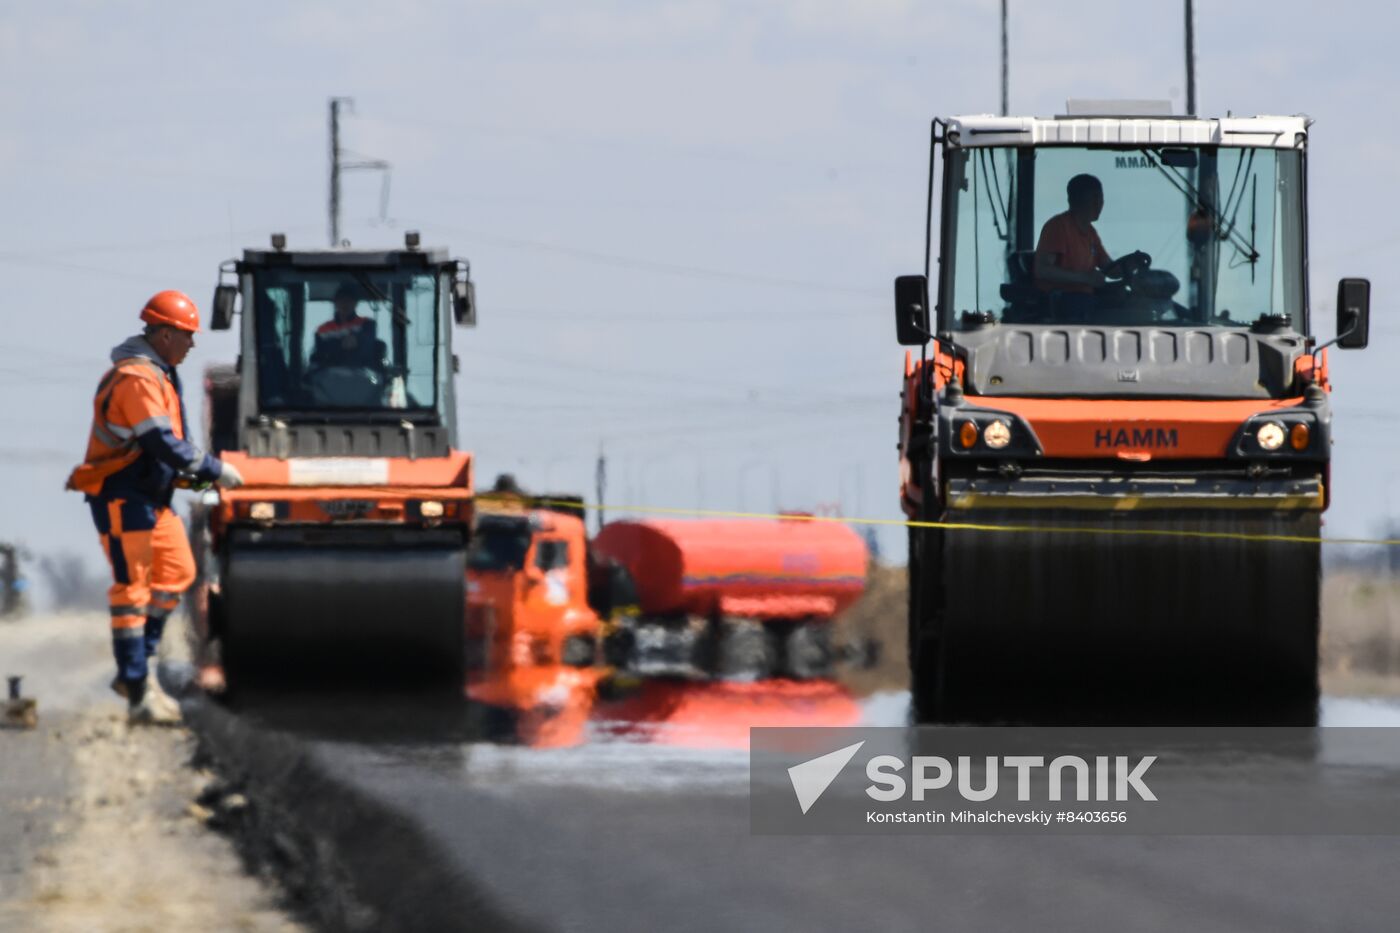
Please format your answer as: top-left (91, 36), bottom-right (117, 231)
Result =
top-left (188, 232), bottom-right (478, 688)
top-left (894, 105), bottom-right (1370, 723)
top-left (461, 489), bottom-right (872, 741)
top-left (590, 516), bottom-right (868, 681)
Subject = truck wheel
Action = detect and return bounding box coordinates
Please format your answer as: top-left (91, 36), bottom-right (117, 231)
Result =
top-left (714, 617), bottom-right (775, 680)
top-left (782, 622), bottom-right (834, 680)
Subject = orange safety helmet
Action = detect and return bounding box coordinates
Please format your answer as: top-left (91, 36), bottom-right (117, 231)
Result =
top-left (139, 290), bottom-right (201, 332)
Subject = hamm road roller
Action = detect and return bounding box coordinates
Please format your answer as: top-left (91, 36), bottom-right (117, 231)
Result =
top-left (894, 105), bottom-right (1370, 723)
top-left (189, 232), bottom-right (477, 687)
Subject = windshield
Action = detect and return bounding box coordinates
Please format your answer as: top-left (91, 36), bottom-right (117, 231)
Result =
top-left (942, 145), bottom-right (1305, 331)
top-left (467, 518), bottom-right (532, 572)
top-left (253, 268), bottom-right (441, 410)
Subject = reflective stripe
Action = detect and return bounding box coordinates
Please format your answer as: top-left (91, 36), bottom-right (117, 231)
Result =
top-left (92, 423), bottom-right (130, 449)
top-left (110, 605), bottom-right (146, 617)
top-left (132, 415), bottom-right (172, 436)
top-left (111, 626), bottom-right (146, 639)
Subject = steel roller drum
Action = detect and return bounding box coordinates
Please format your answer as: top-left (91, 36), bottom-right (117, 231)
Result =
top-left (914, 509), bottom-right (1321, 725)
top-left (220, 529), bottom-right (467, 686)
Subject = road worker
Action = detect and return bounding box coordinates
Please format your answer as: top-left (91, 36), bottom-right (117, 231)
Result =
top-left (66, 291), bottom-right (244, 725)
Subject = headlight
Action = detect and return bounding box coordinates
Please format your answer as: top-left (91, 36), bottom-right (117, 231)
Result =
top-left (419, 500), bottom-right (445, 518)
top-left (983, 419), bottom-right (1012, 449)
top-left (249, 501), bottom-right (276, 521)
top-left (1257, 422), bottom-right (1286, 451)
top-left (958, 421), bottom-right (980, 449)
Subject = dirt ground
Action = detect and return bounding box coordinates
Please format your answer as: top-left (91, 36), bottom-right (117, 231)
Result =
top-left (0, 612), bottom-right (302, 932)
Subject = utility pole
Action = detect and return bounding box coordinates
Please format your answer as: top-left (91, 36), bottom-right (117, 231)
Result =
top-left (594, 445), bottom-right (607, 535)
top-left (1184, 0), bottom-right (1197, 116)
top-left (1000, 0), bottom-right (1009, 117)
top-left (329, 97), bottom-right (348, 247)
top-left (327, 97), bottom-right (392, 247)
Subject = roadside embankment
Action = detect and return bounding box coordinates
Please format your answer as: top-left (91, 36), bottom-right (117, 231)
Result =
top-left (0, 613), bottom-right (301, 932)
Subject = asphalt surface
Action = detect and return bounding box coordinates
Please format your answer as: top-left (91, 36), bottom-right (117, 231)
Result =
top-left (220, 691), bottom-right (1400, 933)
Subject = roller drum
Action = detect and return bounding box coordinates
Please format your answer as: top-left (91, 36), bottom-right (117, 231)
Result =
top-left (911, 509), bottom-right (1321, 725)
top-left (221, 529), bottom-right (466, 686)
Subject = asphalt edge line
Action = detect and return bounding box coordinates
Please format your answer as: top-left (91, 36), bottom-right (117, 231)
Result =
top-left (185, 699), bottom-right (539, 933)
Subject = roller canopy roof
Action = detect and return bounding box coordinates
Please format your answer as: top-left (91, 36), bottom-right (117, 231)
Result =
top-left (944, 114), bottom-right (1308, 150)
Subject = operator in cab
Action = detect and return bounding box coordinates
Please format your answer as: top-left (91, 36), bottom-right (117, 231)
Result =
top-left (1036, 174), bottom-right (1154, 311)
top-left (311, 283), bottom-right (380, 370)
top-left (1034, 173), bottom-right (1114, 297)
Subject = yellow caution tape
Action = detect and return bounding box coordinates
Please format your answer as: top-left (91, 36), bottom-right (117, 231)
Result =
top-left (523, 498), bottom-right (1399, 548)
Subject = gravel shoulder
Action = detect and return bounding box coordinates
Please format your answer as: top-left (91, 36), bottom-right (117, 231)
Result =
top-left (0, 612), bottom-right (302, 932)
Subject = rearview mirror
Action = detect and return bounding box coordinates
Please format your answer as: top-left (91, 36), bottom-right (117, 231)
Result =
top-left (211, 284), bottom-right (237, 331)
top-left (453, 280), bottom-right (476, 327)
top-left (452, 263), bottom-right (476, 327)
top-left (1336, 278), bottom-right (1370, 350)
top-left (894, 275), bottom-right (931, 346)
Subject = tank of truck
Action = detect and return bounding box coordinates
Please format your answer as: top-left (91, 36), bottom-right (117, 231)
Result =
top-left (591, 518), bottom-right (867, 620)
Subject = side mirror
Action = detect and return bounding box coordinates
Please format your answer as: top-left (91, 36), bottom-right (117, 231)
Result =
top-left (452, 261), bottom-right (477, 327)
top-left (211, 284), bottom-right (238, 331)
top-left (1336, 278), bottom-right (1370, 350)
top-left (894, 274), bottom-right (931, 346)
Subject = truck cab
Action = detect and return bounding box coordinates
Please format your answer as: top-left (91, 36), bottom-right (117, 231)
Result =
top-left (465, 500), bottom-right (602, 675)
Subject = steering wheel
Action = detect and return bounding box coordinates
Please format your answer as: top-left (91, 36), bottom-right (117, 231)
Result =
top-left (1105, 250), bottom-right (1152, 281)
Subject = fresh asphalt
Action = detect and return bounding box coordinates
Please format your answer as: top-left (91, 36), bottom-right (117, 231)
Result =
top-left (216, 692), bottom-right (1400, 933)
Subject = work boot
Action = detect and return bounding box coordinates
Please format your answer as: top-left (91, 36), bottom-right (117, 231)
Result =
top-left (110, 670), bottom-right (179, 708)
top-left (143, 673), bottom-right (183, 722)
top-left (128, 688), bottom-right (182, 726)
top-left (122, 673), bottom-right (182, 726)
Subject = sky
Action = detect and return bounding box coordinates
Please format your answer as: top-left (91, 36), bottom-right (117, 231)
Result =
top-left (2, 0), bottom-right (1398, 601)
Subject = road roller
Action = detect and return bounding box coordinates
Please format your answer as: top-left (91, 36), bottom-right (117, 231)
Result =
top-left (188, 231), bottom-right (477, 688)
top-left (894, 105), bottom-right (1370, 724)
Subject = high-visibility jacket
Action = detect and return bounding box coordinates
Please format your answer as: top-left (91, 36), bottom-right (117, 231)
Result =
top-left (311, 314), bottom-right (379, 368)
top-left (67, 335), bottom-right (222, 505)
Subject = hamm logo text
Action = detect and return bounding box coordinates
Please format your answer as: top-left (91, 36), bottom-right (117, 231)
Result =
top-left (1094, 427), bottom-right (1179, 449)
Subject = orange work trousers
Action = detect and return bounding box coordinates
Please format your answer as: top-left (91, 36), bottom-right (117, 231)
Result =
top-left (89, 498), bottom-right (195, 682)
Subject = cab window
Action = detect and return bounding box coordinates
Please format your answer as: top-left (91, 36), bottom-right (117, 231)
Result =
top-left (534, 539), bottom-right (570, 572)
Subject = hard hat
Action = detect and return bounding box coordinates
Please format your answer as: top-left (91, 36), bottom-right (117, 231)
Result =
top-left (140, 290), bottom-right (200, 332)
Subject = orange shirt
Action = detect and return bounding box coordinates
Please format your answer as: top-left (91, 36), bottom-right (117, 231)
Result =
top-left (1035, 211), bottom-right (1110, 293)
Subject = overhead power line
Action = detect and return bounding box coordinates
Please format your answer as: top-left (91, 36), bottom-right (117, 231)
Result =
top-left (421, 222), bottom-right (883, 297)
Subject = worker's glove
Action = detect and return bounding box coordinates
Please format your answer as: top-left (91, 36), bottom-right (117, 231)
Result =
top-left (216, 462), bottom-right (245, 489)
